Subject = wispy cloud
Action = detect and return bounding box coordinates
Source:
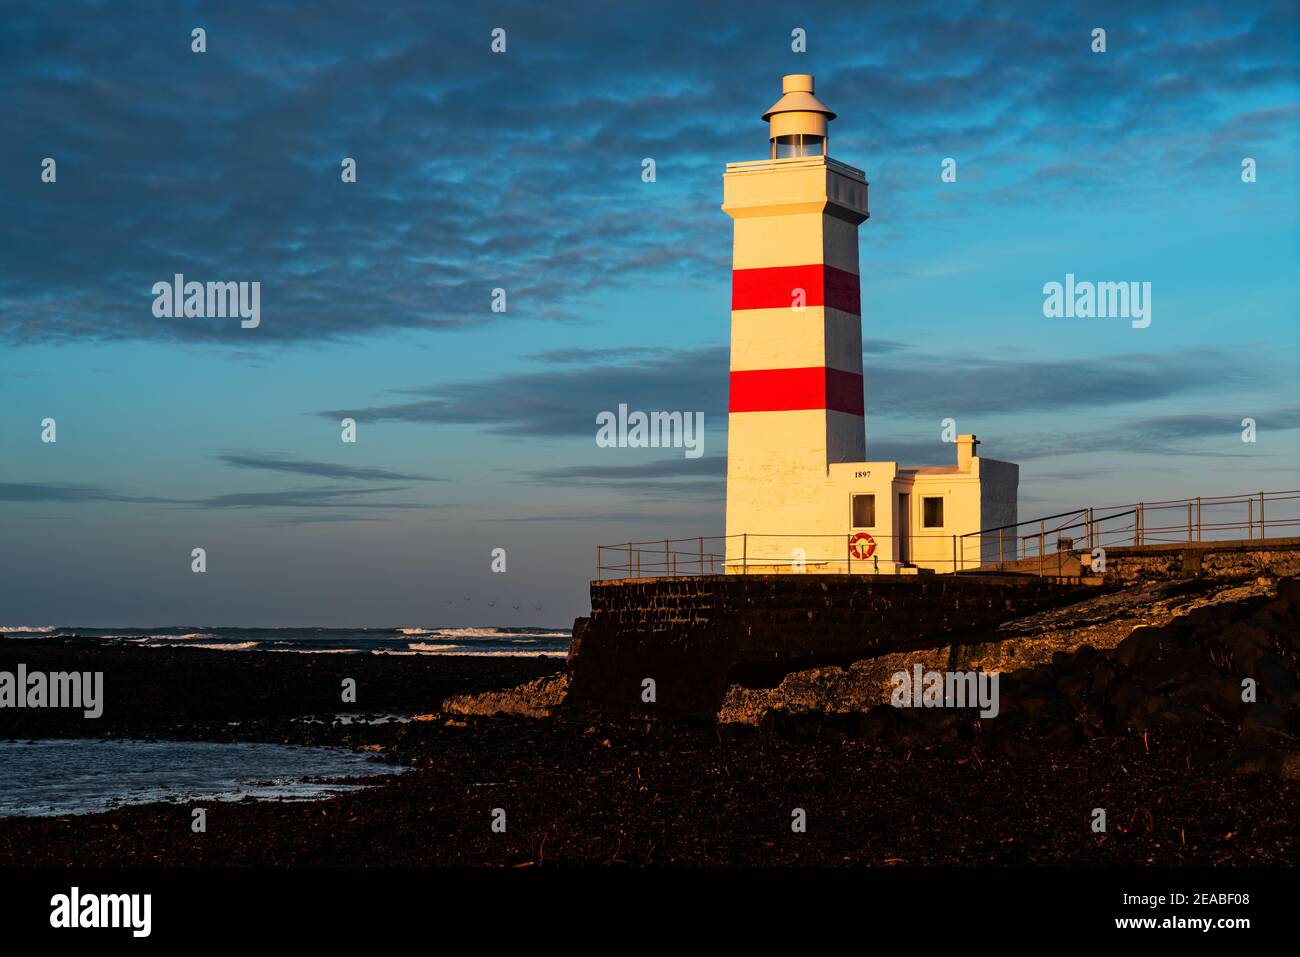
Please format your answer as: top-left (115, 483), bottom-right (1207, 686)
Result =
top-left (0, 481), bottom-right (436, 512)
top-left (518, 456), bottom-right (726, 497)
top-left (524, 457), bottom-right (726, 481)
top-left (320, 344), bottom-right (1278, 443)
top-left (318, 347), bottom-right (728, 436)
top-left (192, 487), bottom-right (429, 509)
top-left (872, 406), bottom-right (1300, 464)
top-left (217, 451), bottom-right (445, 482)
top-left (0, 483), bottom-right (133, 504)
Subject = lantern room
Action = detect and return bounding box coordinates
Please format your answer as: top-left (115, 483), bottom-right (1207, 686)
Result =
top-left (762, 73), bottom-right (835, 159)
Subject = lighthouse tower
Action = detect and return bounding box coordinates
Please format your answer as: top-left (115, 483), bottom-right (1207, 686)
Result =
top-left (721, 74), bottom-right (1018, 574)
top-left (723, 75), bottom-right (869, 567)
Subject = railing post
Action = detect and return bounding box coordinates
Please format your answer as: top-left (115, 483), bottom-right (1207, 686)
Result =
top-left (699, 536), bottom-right (704, 576)
top-left (665, 539), bottom-right (670, 578)
top-left (742, 533), bottom-right (748, 574)
top-left (1038, 520), bottom-right (1045, 577)
top-left (628, 544), bottom-right (633, 580)
top-left (998, 528), bottom-right (1004, 569)
top-left (1187, 503), bottom-right (1193, 542)
top-left (1248, 498), bottom-right (1253, 541)
top-left (1195, 497), bottom-right (1202, 542)
top-left (1134, 504), bottom-right (1141, 546)
top-left (596, 545), bottom-right (600, 581)
top-left (951, 534), bottom-right (957, 574)
top-left (1259, 492), bottom-right (1265, 538)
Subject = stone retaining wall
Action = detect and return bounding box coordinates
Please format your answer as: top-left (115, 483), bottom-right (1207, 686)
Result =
top-left (565, 574), bottom-right (1089, 718)
top-left (1102, 538), bottom-right (1300, 584)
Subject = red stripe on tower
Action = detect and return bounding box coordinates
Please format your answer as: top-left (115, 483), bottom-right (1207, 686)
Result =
top-left (729, 367), bottom-right (864, 416)
top-left (731, 264), bottom-right (860, 315)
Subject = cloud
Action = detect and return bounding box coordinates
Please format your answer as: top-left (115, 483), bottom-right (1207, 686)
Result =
top-left (217, 451), bottom-right (445, 482)
top-left (523, 347), bottom-right (673, 365)
top-left (192, 487), bottom-right (429, 509)
top-left (319, 347), bottom-right (728, 436)
top-left (0, 481), bottom-right (435, 512)
top-left (863, 339), bottom-right (912, 354)
top-left (265, 513), bottom-right (398, 527)
top-left (1000, 407), bottom-right (1300, 461)
top-left (873, 406), bottom-right (1300, 465)
top-left (321, 343), bottom-right (1279, 443)
top-left (484, 508), bottom-right (719, 524)
top-left (524, 456), bottom-right (726, 481)
top-left (3, 0), bottom-right (1295, 348)
top-left (865, 347), bottom-right (1262, 417)
top-left (0, 483), bottom-right (125, 503)
top-left (516, 456), bottom-right (726, 498)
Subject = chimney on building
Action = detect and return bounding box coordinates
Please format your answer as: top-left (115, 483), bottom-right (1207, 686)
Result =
top-left (957, 434), bottom-right (980, 472)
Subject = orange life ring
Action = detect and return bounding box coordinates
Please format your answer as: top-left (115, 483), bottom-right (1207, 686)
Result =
top-left (849, 532), bottom-right (876, 560)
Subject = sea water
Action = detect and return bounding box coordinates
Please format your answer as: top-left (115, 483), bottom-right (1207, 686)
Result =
top-left (0, 625), bottom-right (571, 656)
top-left (0, 738), bottom-right (401, 817)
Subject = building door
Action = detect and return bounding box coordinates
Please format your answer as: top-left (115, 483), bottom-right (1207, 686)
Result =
top-left (897, 493), bottom-right (910, 565)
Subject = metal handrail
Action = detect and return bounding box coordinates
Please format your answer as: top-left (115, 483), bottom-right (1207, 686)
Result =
top-left (594, 488), bottom-right (1300, 579)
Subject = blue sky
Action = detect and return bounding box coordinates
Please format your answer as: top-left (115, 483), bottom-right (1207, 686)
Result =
top-left (2, 0), bottom-right (1297, 626)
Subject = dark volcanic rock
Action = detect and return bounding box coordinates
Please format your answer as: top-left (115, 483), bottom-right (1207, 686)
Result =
top-left (0, 583), bottom-right (1298, 866)
top-left (1112, 625), bottom-right (1169, 666)
top-left (740, 576), bottom-right (1300, 780)
top-left (0, 640), bottom-right (562, 742)
top-left (987, 577), bottom-right (1300, 766)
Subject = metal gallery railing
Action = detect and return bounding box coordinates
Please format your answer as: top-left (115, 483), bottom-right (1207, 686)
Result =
top-left (980, 489), bottom-right (1300, 574)
top-left (594, 488), bottom-right (1300, 580)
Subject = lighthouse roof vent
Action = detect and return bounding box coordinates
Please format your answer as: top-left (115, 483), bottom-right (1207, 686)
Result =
top-left (762, 74), bottom-right (837, 123)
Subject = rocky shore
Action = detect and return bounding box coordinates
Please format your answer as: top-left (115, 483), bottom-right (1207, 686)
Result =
top-left (1, 714), bottom-right (1294, 866)
top-left (717, 576), bottom-right (1286, 725)
top-left (0, 639), bottom-right (560, 743)
top-left (1, 575), bottom-right (1297, 866)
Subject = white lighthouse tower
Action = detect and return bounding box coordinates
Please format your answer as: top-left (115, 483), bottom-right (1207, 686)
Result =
top-left (722, 75), bottom-right (1019, 573)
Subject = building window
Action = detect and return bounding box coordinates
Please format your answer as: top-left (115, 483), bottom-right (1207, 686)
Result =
top-left (922, 496), bottom-right (944, 528)
top-left (852, 494), bottom-right (875, 527)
